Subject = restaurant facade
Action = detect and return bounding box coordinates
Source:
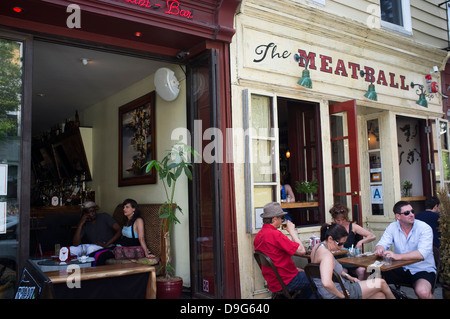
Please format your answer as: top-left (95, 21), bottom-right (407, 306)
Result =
top-left (0, 0), bottom-right (242, 298)
top-left (230, 0), bottom-right (450, 298)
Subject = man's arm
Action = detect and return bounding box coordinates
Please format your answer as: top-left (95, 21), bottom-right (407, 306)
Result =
top-left (285, 220), bottom-right (306, 256)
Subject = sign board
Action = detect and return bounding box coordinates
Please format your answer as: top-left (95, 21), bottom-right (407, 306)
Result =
top-left (15, 260), bottom-right (54, 299)
top-left (371, 185), bottom-right (383, 204)
top-left (0, 164), bottom-right (7, 196)
top-left (0, 202), bottom-right (6, 234)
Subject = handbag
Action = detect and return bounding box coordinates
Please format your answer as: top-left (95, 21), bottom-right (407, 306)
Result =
top-left (113, 245), bottom-right (145, 260)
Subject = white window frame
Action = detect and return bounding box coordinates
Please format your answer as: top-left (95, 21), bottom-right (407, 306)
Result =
top-left (243, 89), bottom-right (280, 234)
top-left (435, 118), bottom-right (450, 192)
top-left (380, 0), bottom-right (412, 35)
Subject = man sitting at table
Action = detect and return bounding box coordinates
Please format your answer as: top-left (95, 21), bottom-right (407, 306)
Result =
top-left (72, 201), bottom-right (122, 265)
top-left (253, 202), bottom-right (314, 298)
top-left (374, 200), bottom-right (436, 299)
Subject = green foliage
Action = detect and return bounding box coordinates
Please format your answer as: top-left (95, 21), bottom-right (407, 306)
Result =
top-left (402, 180), bottom-right (412, 190)
top-left (143, 143), bottom-right (198, 277)
top-left (437, 188), bottom-right (450, 286)
top-left (0, 39), bottom-right (22, 138)
top-left (295, 179), bottom-right (318, 194)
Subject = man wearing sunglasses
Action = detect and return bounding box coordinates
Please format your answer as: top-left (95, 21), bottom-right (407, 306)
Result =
top-left (254, 202), bottom-right (314, 298)
top-left (374, 201), bottom-right (436, 299)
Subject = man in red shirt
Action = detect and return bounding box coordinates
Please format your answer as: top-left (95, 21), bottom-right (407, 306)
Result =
top-left (254, 202), bottom-right (314, 298)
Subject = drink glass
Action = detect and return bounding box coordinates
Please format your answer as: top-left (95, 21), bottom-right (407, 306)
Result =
top-left (383, 255), bottom-right (392, 266)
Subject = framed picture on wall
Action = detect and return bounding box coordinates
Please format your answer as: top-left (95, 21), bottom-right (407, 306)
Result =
top-left (118, 92), bottom-right (156, 186)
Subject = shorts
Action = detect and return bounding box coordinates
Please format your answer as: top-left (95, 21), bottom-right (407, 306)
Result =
top-left (343, 281), bottom-right (363, 299)
top-left (383, 267), bottom-right (436, 287)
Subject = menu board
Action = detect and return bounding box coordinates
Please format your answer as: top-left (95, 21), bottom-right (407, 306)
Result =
top-left (14, 260), bottom-right (53, 299)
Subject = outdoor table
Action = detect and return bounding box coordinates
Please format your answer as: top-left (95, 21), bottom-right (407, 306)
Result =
top-left (337, 253), bottom-right (421, 272)
top-left (301, 249), bottom-right (348, 261)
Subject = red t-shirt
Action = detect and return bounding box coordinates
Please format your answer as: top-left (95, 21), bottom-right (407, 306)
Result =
top-left (254, 224), bottom-right (300, 292)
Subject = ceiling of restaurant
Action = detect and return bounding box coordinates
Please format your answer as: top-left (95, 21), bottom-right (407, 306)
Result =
top-left (32, 40), bottom-right (169, 135)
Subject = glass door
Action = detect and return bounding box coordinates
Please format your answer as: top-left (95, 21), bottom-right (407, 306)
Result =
top-left (187, 50), bottom-right (222, 298)
top-left (0, 33), bottom-right (30, 299)
top-left (329, 100), bottom-right (361, 224)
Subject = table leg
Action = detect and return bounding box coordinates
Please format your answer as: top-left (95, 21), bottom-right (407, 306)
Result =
top-left (146, 269), bottom-right (157, 299)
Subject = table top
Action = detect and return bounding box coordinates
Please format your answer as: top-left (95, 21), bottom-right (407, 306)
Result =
top-left (338, 254), bottom-right (421, 272)
top-left (281, 202), bottom-right (319, 209)
top-left (46, 262), bottom-right (156, 284)
top-left (301, 249), bottom-right (348, 259)
top-left (36, 257), bottom-right (95, 266)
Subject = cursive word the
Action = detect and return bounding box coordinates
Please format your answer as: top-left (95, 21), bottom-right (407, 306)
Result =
top-left (253, 42), bottom-right (291, 63)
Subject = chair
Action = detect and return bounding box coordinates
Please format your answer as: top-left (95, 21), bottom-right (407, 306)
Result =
top-left (253, 251), bottom-right (301, 299)
top-left (394, 246), bottom-right (441, 294)
top-left (304, 263), bottom-right (349, 299)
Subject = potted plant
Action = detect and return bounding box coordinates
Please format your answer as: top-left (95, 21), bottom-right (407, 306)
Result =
top-left (295, 179), bottom-right (318, 202)
top-left (144, 143), bottom-right (197, 299)
top-left (437, 187), bottom-right (450, 299)
top-left (402, 180), bottom-right (412, 197)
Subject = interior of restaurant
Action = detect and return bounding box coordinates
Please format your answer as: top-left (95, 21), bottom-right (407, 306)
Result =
top-left (277, 97), bottom-right (322, 226)
top-left (28, 40), bottom-right (173, 254)
top-left (0, 37), bottom-right (189, 299)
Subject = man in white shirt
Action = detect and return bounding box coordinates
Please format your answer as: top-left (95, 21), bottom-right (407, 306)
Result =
top-left (374, 201), bottom-right (436, 299)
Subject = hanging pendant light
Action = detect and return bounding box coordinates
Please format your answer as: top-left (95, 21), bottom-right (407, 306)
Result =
top-left (360, 70), bottom-right (377, 101)
top-left (294, 54), bottom-right (312, 89)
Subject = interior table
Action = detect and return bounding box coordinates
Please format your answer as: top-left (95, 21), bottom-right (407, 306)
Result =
top-left (45, 262), bottom-right (157, 299)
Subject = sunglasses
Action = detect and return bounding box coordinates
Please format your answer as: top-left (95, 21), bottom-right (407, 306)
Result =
top-left (398, 209), bottom-right (414, 216)
top-left (334, 240), bottom-right (345, 247)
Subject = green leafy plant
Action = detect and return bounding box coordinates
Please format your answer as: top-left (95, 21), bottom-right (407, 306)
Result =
top-left (437, 187), bottom-right (450, 290)
top-left (295, 179), bottom-right (319, 195)
top-left (144, 143), bottom-right (198, 278)
top-left (402, 180), bottom-right (412, 190)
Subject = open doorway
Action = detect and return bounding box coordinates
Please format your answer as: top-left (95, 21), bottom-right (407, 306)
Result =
top-left (277, 98), bottom-right (323, 226)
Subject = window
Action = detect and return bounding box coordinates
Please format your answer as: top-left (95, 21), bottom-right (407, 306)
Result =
top-left (367, 119), bottom-right (384, 215)
top-left (243, 91), bottom-right (279, 233)
top-left (433, 119), bottom-right (450, 192)
top-left (380, 0), bottom-right (412, 34)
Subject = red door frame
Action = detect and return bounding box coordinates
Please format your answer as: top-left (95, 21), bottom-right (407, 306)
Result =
top-left (329, 100), bottom-right (362, 225)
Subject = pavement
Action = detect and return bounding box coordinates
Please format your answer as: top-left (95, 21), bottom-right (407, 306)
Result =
top-left (395, 282), bottom-right (443, 299)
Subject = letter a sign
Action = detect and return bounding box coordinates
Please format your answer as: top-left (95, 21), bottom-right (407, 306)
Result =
top-left (371, 186), bottom-right (383, 204)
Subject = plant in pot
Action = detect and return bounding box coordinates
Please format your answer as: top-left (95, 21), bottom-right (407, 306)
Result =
top-left (295, 179), bottom-right (318, 202)
top-left (144, 143), bottom-right (197, 299)
top-left (437, 187), bottom-right (450, 299)
top-left (402, 180), bottom-right (412, 197)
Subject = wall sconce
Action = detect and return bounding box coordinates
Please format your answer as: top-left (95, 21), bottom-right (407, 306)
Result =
top-left (285, 149), bottom-right (291, 159)
top-left (360, 70), bottom-right (377, 101)
top-left (294, 54), bottom-right (312, 88)
top-left (411, 82), bottom-right (428, 107)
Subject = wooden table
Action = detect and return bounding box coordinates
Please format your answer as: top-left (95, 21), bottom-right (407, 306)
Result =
top-left (46, 262), bottom-right (157, 299)
top-left (338, 254), bottom-right (421, 272)
top-left (281, 202), bottom-right (319, 209)
top-left (301, 249), bottom-right (348, 260)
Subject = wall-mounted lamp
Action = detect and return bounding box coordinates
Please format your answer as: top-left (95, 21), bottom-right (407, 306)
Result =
top-left (285, 149), bottom-right (291, 159)
top-left (411, 82), bottom-right (428, 107)
top-left (294, 54), bottom-right (312, 88)
top-left (360, 70), bottom-right (377, 101)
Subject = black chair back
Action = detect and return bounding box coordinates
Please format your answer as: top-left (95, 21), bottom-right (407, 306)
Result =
top-left (304, 263), bottom-right (349, 299)
top-left (253, 251), bottom-right (300, 299)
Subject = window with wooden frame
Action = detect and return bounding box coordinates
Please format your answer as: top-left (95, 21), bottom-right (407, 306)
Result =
top-left (243, 91), bottom-right (279, 233)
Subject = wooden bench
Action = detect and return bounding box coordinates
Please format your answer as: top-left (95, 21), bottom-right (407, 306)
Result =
top-left (106, 203), bottom-right (167, 272)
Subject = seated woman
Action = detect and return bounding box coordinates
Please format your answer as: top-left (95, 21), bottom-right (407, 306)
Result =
top-left (329, 203), bottom-right (376, 279)
top-left (310, 223), bottom-right (394, 299)
top-left (118, 198), bottom-right (155, 258)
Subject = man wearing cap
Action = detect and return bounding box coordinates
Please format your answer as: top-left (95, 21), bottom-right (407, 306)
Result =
top-left (254, 202), bottom-right (313, 298)
top-left (72, 201), bottom-right (121, 262)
